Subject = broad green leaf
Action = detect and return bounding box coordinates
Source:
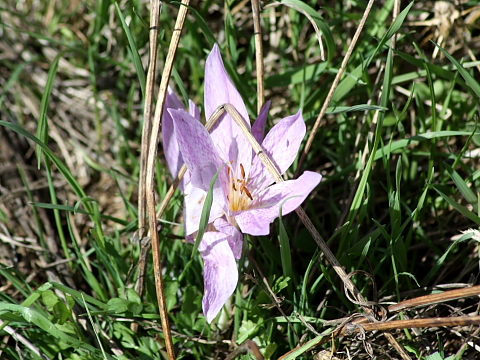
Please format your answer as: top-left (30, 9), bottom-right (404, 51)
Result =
top-left (41, 291), bottom-right (59, 307)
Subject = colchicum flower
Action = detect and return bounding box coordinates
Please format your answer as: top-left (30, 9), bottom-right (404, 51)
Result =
top-left (164, 44), bottom-right (322, 323)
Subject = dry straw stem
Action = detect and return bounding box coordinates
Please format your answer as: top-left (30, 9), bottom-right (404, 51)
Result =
top-left (139, 0), bottom-right (161, 243)
top-left (342, 315), bottom-right (480, 334)
top-left (295, 0), bottom-right (375, 176)
top-left (312, 285), bottom-right (480, 347)
top-left (251, 0), bottom-right (265, 114)
top-left (133, 0), bottom-right (161, 334)
top-left (0, 319), bottom-right (49, 360)
top-left (142, 0), bottom-right (190, 359)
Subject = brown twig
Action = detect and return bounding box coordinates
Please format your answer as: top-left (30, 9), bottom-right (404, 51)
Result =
top-left (320, 285), bottom-right (480, 350)
top-left (139, 0), bottom-right (161, 241)
top-left (341, 315), bottom-right (480, 334)
top-left (145, 1), bottom-right (190, 359)
top-left (251, 0), bottom-right (264, 114)
top-left (388, 284), bottom-right (480, 313)
top-left (133, 0), bottom-right (161, 333)
top-left (295, 0), bottom-right (375, 177)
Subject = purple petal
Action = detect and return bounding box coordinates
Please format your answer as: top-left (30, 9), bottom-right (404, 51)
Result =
top-left (204, 44), bottom-right (252, 178)
top-left (199, 231), bottom-right (238, 323)
top-left (163, 87), bottom-right (186, 180)
top-left (249, 110), bottom-right (306, 193)
top-left (184, 183), bottom-right (224, 236)
top-left (169, 108), bottom-right (228, 209)
top-left (213, 217), bottom-right (244, 259)
top-left (251, 100), bottom-right (271, 145)
top-left (235, 171), bottom-right (322, 236)
top-left (189, 99), bottom-right (200, 120)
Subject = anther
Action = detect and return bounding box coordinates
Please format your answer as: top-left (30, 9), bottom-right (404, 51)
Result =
top-left (243, 187), bottom-right (253, 200)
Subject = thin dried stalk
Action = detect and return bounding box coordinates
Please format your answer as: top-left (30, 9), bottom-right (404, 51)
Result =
top-left (341, 315), bottom-right (480, 334)
top-left (138, 0), bottom-right (161, 240)
top-left (134, 0), bottom-right (161, 333)
top-left (295, 0), bottom-right (375, 176)
top-left (145, 1), bottom-right (190, 359)
top-left (251, 0), bottom-right (265, 114)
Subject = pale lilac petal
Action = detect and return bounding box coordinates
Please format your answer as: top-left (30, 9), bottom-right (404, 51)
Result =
top-left (204, 44), bottom-right (252, 178)
top-left (214, 217), bottom-right (244, 259)
top-left (189, 99), bottom-right (200, 120)
top-left (169, 108), bottom-right (228, 209)
top-left (251, 100), bottom-right (271, 144)
top-left (199, 231), bottom-right (238, 323)
top-left (249, 110), bottom-right (306, 193)
top-left (184, 183), bottom-right (224, 236)
top-left (166, 86), bottom-right (185, 109)
top-left (163, 87), bottom-right (186, 180)
top-left (235, 171), bottom-right (322, 235)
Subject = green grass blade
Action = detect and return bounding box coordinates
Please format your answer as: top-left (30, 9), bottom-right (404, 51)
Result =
top-left (433, 41), bottom-right (480, 99)
top-left (191, 165), bottom-right (224, 259)
top-left (114, 2), bottom-right (146, 97)
top-left (181, 3), bottom-right (217, 47)
top-left (278, 0), bottom-right (335, 62)
top-left (0, 303), bottom-right (99, 354)
top-left (278, 207), bottom-right (293, 283)
top-left (375, 131), bottom-right (480, 161)
top-left (443, 162), bottom-right (478, 212)
top-left (432, 185), bottom-right (480, 226)
top-left (30, 202), bottom-right (129, 226)
top-left (1, 121), bottom-right (86, 200)
top-left (36, 53), bottom-right (60, 168)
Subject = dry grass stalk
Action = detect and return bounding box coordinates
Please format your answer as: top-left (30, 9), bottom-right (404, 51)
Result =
top-left (141, 0), bottom-right (190, 358)
top-left (133, 0), bottom-right (161, 334)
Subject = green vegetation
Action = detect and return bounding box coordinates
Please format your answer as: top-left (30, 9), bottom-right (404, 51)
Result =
top-left (0, 0), bottom-right (479, 359)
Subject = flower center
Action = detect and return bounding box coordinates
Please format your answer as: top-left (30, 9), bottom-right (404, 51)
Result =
top-left (227, 163), bottom-right (253, 211)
